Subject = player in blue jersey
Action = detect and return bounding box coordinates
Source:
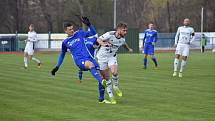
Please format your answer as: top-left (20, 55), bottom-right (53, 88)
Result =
top-left (77, 36), bottom-right (99, 83)
top-left (51, 17), bottom-right (109, 104)
top-left (142, 22), bottom-right (158, 69)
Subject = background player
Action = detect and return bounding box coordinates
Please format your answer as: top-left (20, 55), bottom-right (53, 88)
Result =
top-left (200, 34), bottom-right (207, 53)
top-left (23, 24), bottom-right (41, 69)
top-left (51, 17), bottom-right (108, 104)
top-left (142, 22), bottom-right (158, 69)
top-left (97, 22), bottom-right (133, 104)
top-left (173, 18), bottom-right (195, 77)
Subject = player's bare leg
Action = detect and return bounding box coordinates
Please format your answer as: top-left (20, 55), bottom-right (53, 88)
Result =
top-left (150, 55), bottom-right (158, 69)
top-left (179, 56), bottom-right (187, 77)
top-left (110, 65), bottom-right (122, 97)
top-left (24, 52), bottom-right (28, 69)
top-left (29, 55), bottom-right (41, 68)
top-left (173, 54), bottom-right (180, 77)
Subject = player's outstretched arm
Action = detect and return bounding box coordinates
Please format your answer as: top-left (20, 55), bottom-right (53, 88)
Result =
top-left (81, 16), bottom-right (97, 37)
top-left (51, 42), bottom-right (67, 76)
top-left (123, 43), bottom-right (133, 52)
top-left (97, 38), bottom-right (112, 47)
top-left (174, 28), bottom-right (180, 46)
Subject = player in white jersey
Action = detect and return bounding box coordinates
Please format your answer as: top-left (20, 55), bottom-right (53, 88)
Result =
top-left (97, 22), bottom-right (133, 104)
top-left (24, 24), bottom-right (41, 69)
top-left (173, 18), bottom-right (195, 77)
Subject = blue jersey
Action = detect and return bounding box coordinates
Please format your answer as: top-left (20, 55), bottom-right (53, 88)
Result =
top-left (55, 25), bottom-right (97, 68)
top-left (85, 37), bottom-right (98, 58)
top-left (143, 29), bottom-right (157, 44)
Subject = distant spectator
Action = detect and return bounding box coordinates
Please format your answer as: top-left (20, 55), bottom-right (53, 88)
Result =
top-left (200, 34), bottom-right (207, 53)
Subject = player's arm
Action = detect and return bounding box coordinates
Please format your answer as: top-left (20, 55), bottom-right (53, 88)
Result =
top-left (29, 32), bottom-right (38, 42)
top-left (174, 27), bottom-right (180, 46)
top-left (97, 32), bottom-right (112, 47)
top-left (190, 28), bottom-right (195, 43)
top-left (123, 42), bottom-right (133, 52)
top-left (81, 16), bottom-right (97, 37)
top-left (142, 32), bottom-right (146, 49)
top-left (152, 31), bottom-right (158, 46)
top-left (51, 42), bottom-right (67, 76)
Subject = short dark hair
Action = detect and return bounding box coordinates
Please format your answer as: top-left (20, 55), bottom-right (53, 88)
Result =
top-left (116, 22), bottom-right (127, 29)
top-left (63, 22), bottom-right (73, 30)
top-left (148, 21), bottom-right (154, 25)
top-left (29, 24), bottom-right (34, 28)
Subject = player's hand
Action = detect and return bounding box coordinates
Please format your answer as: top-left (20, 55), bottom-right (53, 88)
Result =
top-left (173, 44), bottom-right (177, 48)
top-left (81, 16), bottom-right (91, 26)
top-left (128, 48), bottom-right (133, 53)
top-left (51, 66), bottom-right (59, 76)
top-left (101, 42), bottom-right (112, 47)
top-left (152, 42), bottom-right (155, 46)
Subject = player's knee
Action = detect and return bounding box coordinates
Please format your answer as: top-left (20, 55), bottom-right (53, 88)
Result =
top-left (85, 61), bottom-right (95, 69)
top-left (112, 71), bottom-right (118, 76)
top-left (150, 55), bottom-right (155, 59)
top-left (175, 54), bottom-right (180, 59)
top-left (182, 56), bottom-right (187, 61)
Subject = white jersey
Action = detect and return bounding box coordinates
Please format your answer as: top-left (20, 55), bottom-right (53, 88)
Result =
top-left (175, 26), bottom-right (195, 45)
top-left (96, 31), bottom-right (126, 62)
top-left (24, 31), bottom-right (37, 55)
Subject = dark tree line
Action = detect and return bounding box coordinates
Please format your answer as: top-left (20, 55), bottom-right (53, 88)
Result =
top-left (0, 0), bottom-right (214, 33)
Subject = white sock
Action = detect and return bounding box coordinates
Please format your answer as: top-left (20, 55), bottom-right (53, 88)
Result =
top-left (24, 57), bottom-right (28, 67)
top-left (180, 60), bottom-right (186, 73)
top-left (112, 75), bottom-right (119, 89)
top-left (32, 57), bottom-right (40, 63)
top-left (106, 79), bottom-right (113, 98)
top-left (174, 58), bottom-right (179, 72)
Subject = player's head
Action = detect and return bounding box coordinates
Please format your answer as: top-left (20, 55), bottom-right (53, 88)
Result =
top-left (116, 22), bottom-right (128, 38)
top-left (64, 23), bottom-right (75, 36)
top-left (29, 24), bottom-right (34, 31)
top-left (148, 22), bottom-right (154, 30)
top-left (183, 18), bottom-right (190, 26)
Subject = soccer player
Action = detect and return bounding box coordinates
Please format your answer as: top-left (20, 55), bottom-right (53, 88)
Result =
top-left (142, 22), bottom-right (158, 69)
top-left (173, 18), bottom-right (195, 77)
top-left (51, 17), bottom-right (109, 103)
top-left (96, 22), bottom-right (133, 104)
top-left (200, 34), bottom-right (207, 53)
top-left (77, 36), bottom-right (99, 83)
top-left (23, 24), bottom-right (41, 69)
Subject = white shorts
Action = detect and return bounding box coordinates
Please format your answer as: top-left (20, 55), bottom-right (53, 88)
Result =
top-left (98, 56), bottom-right (118, 70)
top-left (24, 46), bottom-right (34, 55)
top-left (175, 44), bottom-right (190, 56)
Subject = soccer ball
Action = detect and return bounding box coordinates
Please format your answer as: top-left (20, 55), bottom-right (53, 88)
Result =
top-left (212, 49), bottom-right (215, 53)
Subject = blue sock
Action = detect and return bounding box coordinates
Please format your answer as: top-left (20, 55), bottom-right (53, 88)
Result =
top-left (144, 58), bottom-right (147, 68)
top-left (89, 67), bottom-right (104, 101)
top-left (78, 70), bottom-right (83, 80)
top-left (152, 58), bottom-right (158, 67)
top-left (98, 82), bottom-right (105, 101)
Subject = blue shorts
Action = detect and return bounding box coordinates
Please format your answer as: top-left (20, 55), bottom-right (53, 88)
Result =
top-left (143, 44), bottom-right (154, 55)
top-left (75, 57), bottom-right (99, 71)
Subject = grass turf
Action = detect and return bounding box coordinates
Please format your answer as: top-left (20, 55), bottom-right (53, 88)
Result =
top-left (0, 52), bottom-right (215, 121)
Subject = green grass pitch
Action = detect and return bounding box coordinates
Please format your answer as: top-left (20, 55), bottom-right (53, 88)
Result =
top-left (0, 52), bottom-right (215, 121)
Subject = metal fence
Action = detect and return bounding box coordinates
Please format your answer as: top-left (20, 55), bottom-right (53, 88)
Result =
top-left (1, 32), bottom-right (215, 53)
